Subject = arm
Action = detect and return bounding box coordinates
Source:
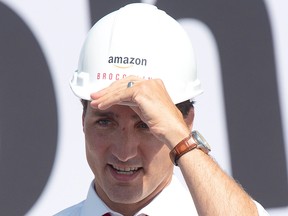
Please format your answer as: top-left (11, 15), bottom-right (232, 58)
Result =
top-left (90, 77), bottom-right (266, 215)
top-left (163, 112), bottom-right (259, 215)
top-left (178, 145), bottom-right (258, 215)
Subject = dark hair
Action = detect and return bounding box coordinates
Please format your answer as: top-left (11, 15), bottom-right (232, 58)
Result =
top-left (176, 100), bottom-right (194, 117)
top-left (81, 99), bottom-right (89, 116)
top-left (81, 99), bottom-right (194, 118)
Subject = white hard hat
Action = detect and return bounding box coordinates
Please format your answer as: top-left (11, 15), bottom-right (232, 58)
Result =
top-left (70, 3), bottom-right (203, 104)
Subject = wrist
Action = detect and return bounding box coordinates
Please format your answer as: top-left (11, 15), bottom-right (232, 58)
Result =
top-left (169, 130), bottom-right (211, 166)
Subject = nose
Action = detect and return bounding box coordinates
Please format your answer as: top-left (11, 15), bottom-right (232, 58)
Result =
top-left (110, 129), bottom-right (139, 162)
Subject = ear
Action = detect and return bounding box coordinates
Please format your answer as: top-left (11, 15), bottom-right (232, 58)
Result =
top-left (184, 107), bottom-right (195, 130)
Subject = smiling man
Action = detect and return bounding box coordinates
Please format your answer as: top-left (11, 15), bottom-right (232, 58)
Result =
top-left (55, 3), bottom-right (269, 216)
top-left (83, 103), bottom-right (174, 215)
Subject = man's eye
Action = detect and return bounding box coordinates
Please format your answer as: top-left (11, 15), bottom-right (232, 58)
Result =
top-left (137, 121), bottom-right (149, 129)
top-left (96, 119), bottom-right (112, 127)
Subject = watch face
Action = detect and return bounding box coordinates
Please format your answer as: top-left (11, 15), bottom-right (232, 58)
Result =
top-left (192, 130), bottom-right (211, 153)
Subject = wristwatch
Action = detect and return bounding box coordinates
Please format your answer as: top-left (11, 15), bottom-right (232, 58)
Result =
top-left (169, 130), bottom-right (211, 166)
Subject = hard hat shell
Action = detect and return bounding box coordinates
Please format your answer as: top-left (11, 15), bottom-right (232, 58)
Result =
top-left (70, 3), bottom-right (203, 104)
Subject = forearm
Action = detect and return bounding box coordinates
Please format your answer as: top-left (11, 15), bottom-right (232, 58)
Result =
top-left (178, 149), bottom-right (258, 216)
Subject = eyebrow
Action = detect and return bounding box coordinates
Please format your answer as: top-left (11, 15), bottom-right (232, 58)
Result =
top-left (93, 111), bottom-right (116, 118)
top-left (92, 110), bottom-right (141, 121)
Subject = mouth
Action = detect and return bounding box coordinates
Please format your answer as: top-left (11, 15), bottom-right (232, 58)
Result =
top-left (110, 164), bottom-right (141, 175)
top-left (107, 161), bottom-right (143, 181)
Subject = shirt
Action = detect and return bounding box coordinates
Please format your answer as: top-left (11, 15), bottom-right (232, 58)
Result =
top-left (54, 175), bottom-right (269, 216)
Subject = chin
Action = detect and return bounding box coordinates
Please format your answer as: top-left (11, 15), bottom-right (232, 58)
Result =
top-left (108, 189), bottom-right (144, 204)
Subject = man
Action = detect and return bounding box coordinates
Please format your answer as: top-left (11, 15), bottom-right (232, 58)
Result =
top-left (56, 3), bottom-right (269, 216)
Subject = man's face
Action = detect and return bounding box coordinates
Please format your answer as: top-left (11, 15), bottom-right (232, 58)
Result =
top-left (83, 103), bottom-right (174, 207)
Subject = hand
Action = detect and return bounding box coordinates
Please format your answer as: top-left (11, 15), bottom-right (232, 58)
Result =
top-left (90, 76), bottom-right (190, 148)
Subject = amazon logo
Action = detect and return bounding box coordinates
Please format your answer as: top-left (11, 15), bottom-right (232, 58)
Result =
top-left (108, 56), bottom-right (147, 68)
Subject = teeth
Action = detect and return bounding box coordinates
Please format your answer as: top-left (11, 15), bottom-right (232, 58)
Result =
top-left (112, 165), bottom-right (139, 174)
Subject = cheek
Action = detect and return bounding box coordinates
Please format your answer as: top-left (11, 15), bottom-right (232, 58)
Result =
top-left (154, 146), bottom-right (172, 166)
top-left (84, 124), bottom-right (109, 150)
top-left (142, 143), bottom-right (174, 192)
top-left (85, 132), bottom-right (111, 180)
top-left (84, 128), bottom-right (110, 165)
top-left (142, 138), bottom-right (173, 170)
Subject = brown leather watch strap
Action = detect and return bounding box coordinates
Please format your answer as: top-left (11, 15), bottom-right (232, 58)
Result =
top-left (169, 133), bottom-right (197, 166)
